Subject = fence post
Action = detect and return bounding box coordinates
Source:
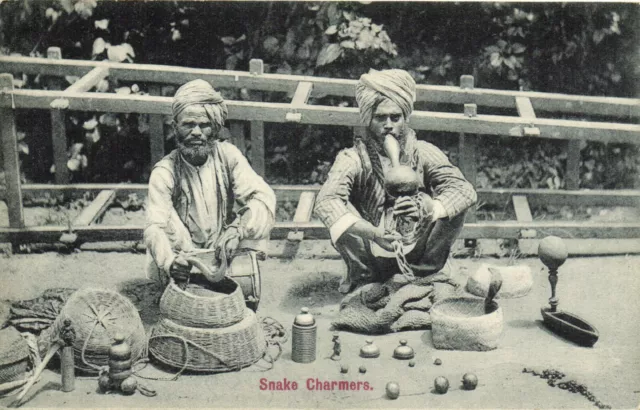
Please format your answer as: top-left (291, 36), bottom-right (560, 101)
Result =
top-left (47, 47), bottom-right (69, 184)
top-left (459, 75), bottom-right (477, 224)
top-left (0, 73), bottom-right (25, 232)
top-left (565, 140), bottom-right (581, 190)
top-left (148, 85), bottom-right (165, 167)
top-left (249, 59), bottom-right (265, 177)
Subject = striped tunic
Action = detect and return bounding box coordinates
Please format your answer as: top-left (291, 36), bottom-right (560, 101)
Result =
top-left (314, 129), bottom-right (477, 243)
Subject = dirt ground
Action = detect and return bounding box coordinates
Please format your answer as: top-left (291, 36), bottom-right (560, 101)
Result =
top-left (0, 251), bottom-right (639, 409)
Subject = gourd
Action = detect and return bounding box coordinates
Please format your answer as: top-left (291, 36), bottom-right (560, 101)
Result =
top-left (383, 134), bottom-right (419, 197)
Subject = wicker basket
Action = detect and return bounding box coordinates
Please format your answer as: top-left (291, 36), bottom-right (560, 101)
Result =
top-left (50, 288), bottom-right (147, 374)
top-left (149, 308), bottom-right (266, 373)
top-left (159, 277), bottom-right (246, 328)
top-left (0, 327), bottom-right (29, 384)
top-left (431, 297), bottom-right (504, 351)
top-left (466, 264), bottom-right (533, 299)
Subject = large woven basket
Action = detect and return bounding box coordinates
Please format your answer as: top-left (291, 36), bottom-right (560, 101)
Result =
top-left (159, 277), bottom-right (246, 328)
top-left (50, 288), bottom-right (147, 374)
top-left (0, 327), bottom-right (29, 384)
top-left (149, 308), bottom-right (266, 373)
top-left (431, 297), bottom-right (504, 351)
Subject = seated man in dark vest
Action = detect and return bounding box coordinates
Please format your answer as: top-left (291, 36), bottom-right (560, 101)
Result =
top-left (144, 80), bottom-right (275, 299)
top-left (314, 69), bottom-right (477, 294)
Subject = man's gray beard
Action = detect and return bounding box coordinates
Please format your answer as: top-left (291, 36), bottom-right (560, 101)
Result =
top-left (178, 140), bottom-right (215, 165)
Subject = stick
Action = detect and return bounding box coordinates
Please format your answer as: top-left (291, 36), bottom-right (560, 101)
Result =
top-left (0, 378), bottom-right (29, 395)
top-left (13, 342), bottom-right (61, 406)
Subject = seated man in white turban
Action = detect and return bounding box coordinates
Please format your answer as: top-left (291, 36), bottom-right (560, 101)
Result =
top-left (314, 69), bottom-right (477, 294)
top-left (144, 79), bottom-right (276, 295)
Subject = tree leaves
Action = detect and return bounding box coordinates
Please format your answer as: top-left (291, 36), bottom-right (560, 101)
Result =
top-left (107, 43), bottom-right (135, 62)
top-left (92, 38), bottom-right (107, 56)
top-left (325, 25), bottom-right (338, 35)
top-left (316, 43), bottom-right (342, 67)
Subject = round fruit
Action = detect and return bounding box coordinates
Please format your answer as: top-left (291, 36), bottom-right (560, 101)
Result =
top-left (462, 373), bottom-right (478, 390)
top-left (120, 376), bottom-right (137, 395)
top-left (359, 365), bottom-right (367, 374)
top-left (538, 236), bottom-right (568, 270)
top-left (408, 360), bottom-right (415, 367)
top-left (386, 382), bottom-right (400, 400)
top-left (98, 374), bottom-right (111, 393)
top-left (434, 376), bottom-right (449, 394)
top-left (434, 358), bottom-right (442, 366)
top-left (340, 364), bottom-right (349, 374)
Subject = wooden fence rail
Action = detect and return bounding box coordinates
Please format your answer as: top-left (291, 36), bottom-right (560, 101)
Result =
top-left (1, 54), bottom-right (639, 252)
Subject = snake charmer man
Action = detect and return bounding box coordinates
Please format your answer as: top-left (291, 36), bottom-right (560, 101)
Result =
top-left (144, 79), bottom-right (276, 289)
top-left (314, 69), bottom-right (477, 294)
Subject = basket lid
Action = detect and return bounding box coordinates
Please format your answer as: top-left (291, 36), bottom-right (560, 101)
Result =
top-left (0, 327), bottom-right (29, 365)
top-left (294, 307), bottom-right (315, 326)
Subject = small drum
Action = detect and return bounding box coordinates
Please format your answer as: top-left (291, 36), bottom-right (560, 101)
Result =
top-left (227, 250), bottom-right (262, 312)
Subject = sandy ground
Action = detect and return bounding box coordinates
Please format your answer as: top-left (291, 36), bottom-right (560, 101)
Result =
top-left (0, 251), bottom-right (639, 409)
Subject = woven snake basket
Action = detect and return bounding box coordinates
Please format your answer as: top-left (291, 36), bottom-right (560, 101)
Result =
top-left (0, 327), bottom-right (29, 384)
top-left (148, 308), bottom-right (266, 373)
top-left (49, 288), bottom-right (147, 374)
top-left (431, 297), bottom-right (504, 351)
top-left (159, 277), bottom-right (245, 328)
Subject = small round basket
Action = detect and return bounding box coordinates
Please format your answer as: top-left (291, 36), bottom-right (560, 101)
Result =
top-left (50, 288), bottom-right (147, 374)
top-left (466, 264), bottom-right (533, 299)
top-left (149, 308), bottom-right (266, 373)
top-left (431, 297), bottom-right (503, 351)
top-left (0, 327), bottom-right (29, 385)
top-left (159, 277), bottom-right (246, 328)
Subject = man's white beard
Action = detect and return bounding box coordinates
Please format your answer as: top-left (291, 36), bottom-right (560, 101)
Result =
top-left (178, 140), bottom-right (215, 166)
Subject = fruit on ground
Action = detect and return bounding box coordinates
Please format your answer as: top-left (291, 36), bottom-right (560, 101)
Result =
top-left (120, 376), bottom-right (138, 395)
top-left (462, 373), bottom-right (478, 390)
top-left (434, 376), bottom-right (449, 394)
top-left (340, 364), bottom-right (349, 374)
top-left (359, 365), bottom-right (367, 374)
top-left (386, 382), bottom-right (400, 399)
top-left (434, 358), bottom-right (442, 365)
top-left (98, 374), bottom-right (111, 393)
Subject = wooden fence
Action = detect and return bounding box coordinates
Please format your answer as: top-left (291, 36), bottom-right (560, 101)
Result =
top-left (1, 50), bottom-right (639, 251)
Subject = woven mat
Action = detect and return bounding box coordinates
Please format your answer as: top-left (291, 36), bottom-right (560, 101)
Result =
top-left (331, 273), bottom-right (458, 334)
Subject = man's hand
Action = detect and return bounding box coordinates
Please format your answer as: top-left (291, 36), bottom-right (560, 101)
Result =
top-left (372, 230), bottom-right (402, 252)
top-left (240, 202), bottom-right (273, 239)
top-left (216, 227), bottom-right (241, 258)
top-left (170, 255), bottom-right (191, 282)
top-left (393, 196), bottom-right (420, 219)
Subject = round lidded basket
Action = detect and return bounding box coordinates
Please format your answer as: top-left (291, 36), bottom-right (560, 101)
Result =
top-left (159, 277), bottom-right (246, 328)
top-left (430, 297), bottom-right (504, 351)
top-left (50, 288), bottom-right (147, 374)
top-left (148, 308), bottom-right (266, 373)
top-left (0, 326), bottom-right (30, 384)
top-left (466, 264), bottom-right (533, 299)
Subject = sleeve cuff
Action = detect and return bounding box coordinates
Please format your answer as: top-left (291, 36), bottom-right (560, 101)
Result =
top-left (329, 213), bottom-right (361, 244)
top-left (163, 253), bottom-right (176, 275)
top-left (432, 200), bottom-right (447, 220)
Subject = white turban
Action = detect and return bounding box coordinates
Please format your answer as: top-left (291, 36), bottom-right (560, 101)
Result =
top-left (355, 69), bottom-right (417, 125)
top-left (172, 79), bottom-right (228, 130)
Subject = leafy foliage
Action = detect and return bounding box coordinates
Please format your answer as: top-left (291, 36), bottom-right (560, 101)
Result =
top-left (0, 1), bottom-right (637, 189)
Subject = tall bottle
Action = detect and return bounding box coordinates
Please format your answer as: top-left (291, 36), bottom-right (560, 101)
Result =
top-left (291, 307), bottom-right (317, 363)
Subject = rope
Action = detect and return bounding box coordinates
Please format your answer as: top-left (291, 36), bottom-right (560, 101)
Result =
top-left (392, 240), bottom-right (416, 281)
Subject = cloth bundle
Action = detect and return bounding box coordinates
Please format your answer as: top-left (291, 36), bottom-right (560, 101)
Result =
top-left (8, 288), bottom-right (77, 333)
top-left (331, 273), bottom-right (457, 334)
